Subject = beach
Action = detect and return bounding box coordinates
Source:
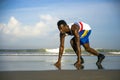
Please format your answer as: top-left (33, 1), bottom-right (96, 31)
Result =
top-left (0, 70), bottom-right (120, 80)
top-left (0, 55), bottom-right (120, 71)
top-left (0, 52), bottom-right (120, 80)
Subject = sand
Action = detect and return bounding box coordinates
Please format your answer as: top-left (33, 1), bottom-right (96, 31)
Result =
top-left (0, 70), bottom-right (120, 80)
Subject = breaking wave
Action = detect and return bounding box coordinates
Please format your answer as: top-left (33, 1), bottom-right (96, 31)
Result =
top-left (0, 48), bottom-right (120, 56)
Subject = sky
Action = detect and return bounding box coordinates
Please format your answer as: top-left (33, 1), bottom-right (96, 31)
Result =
top-left (0, 0), bottom-right (120, 49)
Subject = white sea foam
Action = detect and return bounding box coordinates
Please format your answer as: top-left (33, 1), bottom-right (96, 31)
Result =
top-left (109, 52), bottom-right (120, 55)
top-left (45, 48), bottom-right (59, 53)
top-left (45, 48), bottom-right (65, 53)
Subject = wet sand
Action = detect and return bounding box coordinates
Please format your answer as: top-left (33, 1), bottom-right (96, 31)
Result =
top-left (0, 70), bottom-right (120, 80)
top-left (0, 55), bottom-right (120, 80)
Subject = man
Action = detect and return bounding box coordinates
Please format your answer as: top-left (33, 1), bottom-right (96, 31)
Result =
top-left (54, 20), bottom-right (105, 67)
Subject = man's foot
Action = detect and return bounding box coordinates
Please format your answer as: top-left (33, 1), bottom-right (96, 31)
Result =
top-left (80, 56), bottom-right (84, 64)
top-left (96, 54), bottom-right (105, 65)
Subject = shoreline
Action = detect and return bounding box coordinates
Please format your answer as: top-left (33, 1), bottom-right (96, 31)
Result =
top-left (0, 55), bottom-right (120, 71)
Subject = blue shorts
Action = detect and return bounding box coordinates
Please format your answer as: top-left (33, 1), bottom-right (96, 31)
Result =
top-left (79, 30), bottom-right (91, 45)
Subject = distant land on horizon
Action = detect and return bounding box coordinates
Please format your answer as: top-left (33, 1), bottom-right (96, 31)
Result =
top-left (0, 48), bottom-right (120, 52)
top-left (0, 48), bottom-right (120, 56)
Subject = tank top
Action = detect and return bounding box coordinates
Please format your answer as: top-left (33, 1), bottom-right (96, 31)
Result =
top-left (74, 22), bottom-right (91, 31)
top-left (67, 22), bottom-right (91, 36)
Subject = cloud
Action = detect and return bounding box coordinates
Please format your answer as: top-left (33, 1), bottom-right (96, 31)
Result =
top-left (40, 14), bottom-right (53, 21)
top-left (0, 14), bottom-right (60, 49)
top-left (0, 14), bottom-right (59, 37)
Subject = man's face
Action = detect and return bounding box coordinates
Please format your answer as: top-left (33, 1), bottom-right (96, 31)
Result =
top-left (58, 24), bottom-right (69, 34)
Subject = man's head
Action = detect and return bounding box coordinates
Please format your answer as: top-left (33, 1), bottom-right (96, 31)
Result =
top-left (57, 20), bottom-right (67, 27)
top-left (57, 20), bottom-right (69, 34)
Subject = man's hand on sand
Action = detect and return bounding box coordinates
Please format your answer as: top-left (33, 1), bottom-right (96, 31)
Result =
top-left (54, 61), bottom-right (61, 70)
top-left (74, 61), bottom-right (84, 70)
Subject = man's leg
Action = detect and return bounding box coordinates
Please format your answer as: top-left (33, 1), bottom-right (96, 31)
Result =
top-left (82, 43), bottom-right (105, 65)
top-left (70, 37), bottom-right (84, 64)
top-left (82, 43), bottom-right (99, 56)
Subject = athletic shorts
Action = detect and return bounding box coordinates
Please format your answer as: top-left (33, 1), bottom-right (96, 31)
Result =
top-left (79, 30), bottom-right (91, 45)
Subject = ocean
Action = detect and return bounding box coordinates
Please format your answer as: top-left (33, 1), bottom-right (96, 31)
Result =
top-left (0, 51), bottom-right (120, 71)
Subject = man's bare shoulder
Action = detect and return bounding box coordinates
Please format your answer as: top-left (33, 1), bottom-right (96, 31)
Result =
top-left (71, 24), bottom-right (79, 31)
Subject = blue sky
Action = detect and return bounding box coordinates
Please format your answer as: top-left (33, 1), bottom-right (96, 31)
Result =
top-left (0, 0), bottom-right (120, 49)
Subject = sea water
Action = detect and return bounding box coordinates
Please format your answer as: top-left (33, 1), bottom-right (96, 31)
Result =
top-left (0, 52), bottom-right (120, 71)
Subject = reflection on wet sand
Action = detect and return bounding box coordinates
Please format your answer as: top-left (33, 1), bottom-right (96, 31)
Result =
top-left (54, 63), bottom-right (104, 70)
top-left (96, 64), bottom-right (104, 69)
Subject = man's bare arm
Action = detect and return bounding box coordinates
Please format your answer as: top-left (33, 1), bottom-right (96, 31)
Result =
top-left (71, 24), bottom-right (81, 63)
top-left (58, 33), bottom-right (66, 62)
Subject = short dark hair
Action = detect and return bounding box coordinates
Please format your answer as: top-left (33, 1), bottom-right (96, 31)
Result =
top-left (57, 20), bottom-right (67, 27)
